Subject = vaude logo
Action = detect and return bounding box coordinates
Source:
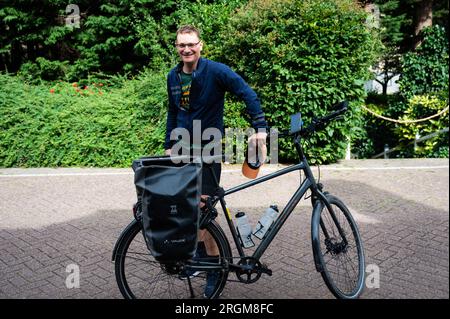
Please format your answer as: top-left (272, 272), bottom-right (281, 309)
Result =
top-left (170, 205), bottom-right (178, 215)
top-left (163, 238), bottom-right (187, 245)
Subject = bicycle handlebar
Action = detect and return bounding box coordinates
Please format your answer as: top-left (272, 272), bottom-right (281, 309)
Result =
top-left (276, 100), bottom-right (348, 138)
top-left (319, 100), bottom-right (348, 123)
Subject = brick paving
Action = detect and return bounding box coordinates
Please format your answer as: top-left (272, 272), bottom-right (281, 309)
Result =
top-left (0, 159), bottom-right (448, 299)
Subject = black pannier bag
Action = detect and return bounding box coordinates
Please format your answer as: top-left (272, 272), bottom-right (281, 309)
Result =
top-left (133, 155), bottom-right (202, 263)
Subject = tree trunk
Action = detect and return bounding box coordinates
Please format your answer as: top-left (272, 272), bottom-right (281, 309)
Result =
top-left (382, 58), bottom-right (389, 95)
top-left (10, 41), bottom-right (22, 73)
top-left (414, 0), bottom-right (433, 49)
top-left (382, 81), bottom-right (388, 95)
top-left (0, 54), bottom-right (8, 73)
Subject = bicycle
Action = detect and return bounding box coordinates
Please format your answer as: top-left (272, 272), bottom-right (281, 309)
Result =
top-left (112, 101), bottom-right (365, 299)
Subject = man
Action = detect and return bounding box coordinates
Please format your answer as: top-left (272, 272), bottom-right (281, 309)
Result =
top-left (164, 25), bottom-right (267, 298)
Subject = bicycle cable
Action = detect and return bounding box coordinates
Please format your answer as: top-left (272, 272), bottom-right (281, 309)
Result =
top-left (304, 164), bottom-right (320, 201)
top-left (299, 166), bottom-right (303, 191)
top-left (301, 140), bottom-right (322, 200)
top-left (317, 163), bottom-right (321, 185)
top-left (302, 139), bottom-right (312, 200)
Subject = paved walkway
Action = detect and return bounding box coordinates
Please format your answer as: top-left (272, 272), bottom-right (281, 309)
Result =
top-left (0, 159), bottom-right (448, 299)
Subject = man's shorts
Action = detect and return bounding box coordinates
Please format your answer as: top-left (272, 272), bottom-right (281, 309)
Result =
top-left (202, 162), bottom-right (221, 196)
top-left (175, 140), bottom-right (222, 196)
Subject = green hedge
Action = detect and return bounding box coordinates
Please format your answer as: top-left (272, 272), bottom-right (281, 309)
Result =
top-left (0, 69), bottom-right (168, 167)
top-left (211, 0), bottom-right (381, 163)
top-left (399, 26), bottom-right (449, 100)
top-left (396, 93), bottom-right (449, 158)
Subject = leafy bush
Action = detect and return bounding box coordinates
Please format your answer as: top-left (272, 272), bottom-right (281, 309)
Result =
top-left (396, 93), bottom-right (449, 158)
top-left (354, 94), bottom-right (448, 159)
top-left (19, 57), bottom-right (69, 82)
top-left (354, 25), bottom-right (449, 159)
top-left (352, 93), bottom-right (408, 158)
top-left (211, 0), bottom-right (381, 163)
top-left (397, 25), bottom-right (449, 158)
top-left (0, 69), bottom-right (168, 167)
top-left (399, 25), bottom-right (449, 100)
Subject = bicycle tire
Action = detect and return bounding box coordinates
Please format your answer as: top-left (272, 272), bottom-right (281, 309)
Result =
top-left (114, 219), bottom-right (231, 299)
top-left (311, 194), bottom-right (365, 299)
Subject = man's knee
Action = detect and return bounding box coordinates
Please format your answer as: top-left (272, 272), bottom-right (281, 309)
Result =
top-left (200, 194), bottom-right (209, 209)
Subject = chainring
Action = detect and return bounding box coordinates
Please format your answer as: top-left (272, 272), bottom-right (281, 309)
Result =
top-left (235, 257), bottom-right (263, 284)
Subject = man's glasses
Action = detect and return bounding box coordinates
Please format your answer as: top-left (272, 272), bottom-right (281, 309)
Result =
top-left (175, 41), bottom-right (201, 49)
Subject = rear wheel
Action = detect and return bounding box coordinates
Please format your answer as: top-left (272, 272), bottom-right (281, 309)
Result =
top-left (312, 194), bottom-right (365, 299)
top-left (114, 219), bottom-right (231, 299)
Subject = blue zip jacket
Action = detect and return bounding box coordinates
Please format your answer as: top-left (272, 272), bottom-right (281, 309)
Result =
top-left (164, 58), bottom-right (267, 149)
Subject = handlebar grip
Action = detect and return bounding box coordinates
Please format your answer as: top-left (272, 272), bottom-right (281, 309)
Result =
top-left (266, 128), bottom-right (290, 138)
top-left (321, 100), bottom-right (348, 122)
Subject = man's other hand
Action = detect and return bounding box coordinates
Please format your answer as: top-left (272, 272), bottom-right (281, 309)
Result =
top-left (248, 131), bottom-right (267, 164)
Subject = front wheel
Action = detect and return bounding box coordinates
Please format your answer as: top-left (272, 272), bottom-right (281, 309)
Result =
top-left (311, 194), bottom-right (365, 299)
top-left (114, 219), bottom-right (231, 299)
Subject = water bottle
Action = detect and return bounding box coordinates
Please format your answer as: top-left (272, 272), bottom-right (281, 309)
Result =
top-left (235, 212), bottom-right (255, 248)
top-left (253, 205), bottom-right (279, 239)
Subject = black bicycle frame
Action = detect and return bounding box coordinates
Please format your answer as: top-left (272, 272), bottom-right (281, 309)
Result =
top-left (206, 135), bottom-right (330, 261)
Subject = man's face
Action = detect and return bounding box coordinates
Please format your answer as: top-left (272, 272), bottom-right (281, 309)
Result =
top-left (176, 32), bottom-right (202, 66)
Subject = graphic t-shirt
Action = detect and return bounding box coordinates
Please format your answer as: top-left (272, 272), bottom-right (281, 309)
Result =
top-left (180, 71), bottom-right (192, 111)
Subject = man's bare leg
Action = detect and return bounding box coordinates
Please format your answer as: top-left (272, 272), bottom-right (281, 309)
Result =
top-left (199, 195), bottom-right (219, 256)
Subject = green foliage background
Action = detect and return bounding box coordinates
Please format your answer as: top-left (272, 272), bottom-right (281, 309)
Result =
top-left (352, 25), bottom-right (449, 159)
top-left (0, 1), bottom-right (179, 80)
top-left (212, 0), bottom-right (380, 163)
top-left (0, 69), bottom-right (168, 167)
top-left (1, 0), bottom-right (383, 167)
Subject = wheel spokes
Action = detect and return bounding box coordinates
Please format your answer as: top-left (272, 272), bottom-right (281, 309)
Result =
top-left (319, 202), bottom-right (363, 297)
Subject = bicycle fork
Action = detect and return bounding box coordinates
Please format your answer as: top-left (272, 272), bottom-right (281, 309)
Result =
top-left (311, 191), bottom-right (349, 272)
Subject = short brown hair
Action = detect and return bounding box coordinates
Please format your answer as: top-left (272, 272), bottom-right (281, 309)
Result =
top-left (176, 25), bottom-right (201, 39)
